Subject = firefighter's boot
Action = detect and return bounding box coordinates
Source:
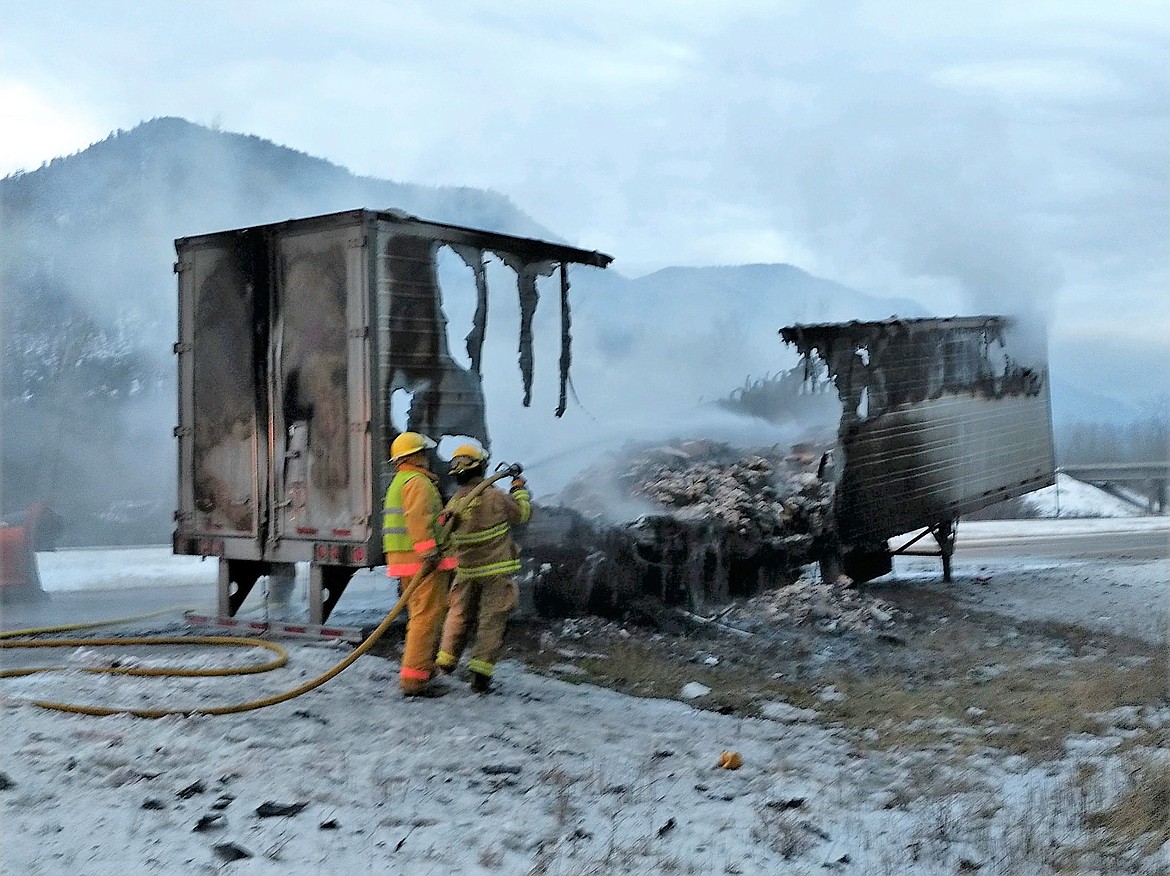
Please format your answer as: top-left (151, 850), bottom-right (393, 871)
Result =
top-left (470, 670), bottom-right (491, 694)
top-left (401, 678), bottom-right (450, 698)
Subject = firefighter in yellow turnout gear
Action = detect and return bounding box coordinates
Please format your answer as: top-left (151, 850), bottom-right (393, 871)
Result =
top-left (382, 432), bottom-right (457, 697)
top-left (435, 445), bottom-right (531, 693)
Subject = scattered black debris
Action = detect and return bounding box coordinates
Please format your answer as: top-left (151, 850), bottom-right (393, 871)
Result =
top-left (767, 798), bottom-right (806, 811)
top-left (211, 795), bottom-right (235, 811)
top-left (652, 749), bottom-right (675, 759)
top-left (320, 819), bottom-right (340, 830)
top-left (958, 859), bottom-right (983, 872)
top-left (571, 827), bottom-right (593, 841)
top-left (291, 709), bottom-right (328, 725)
top-left (213, 842), bottom-right (252, 862)
top-left (141, 798), bottom-right (166, 810)
top-left (823, 853), bottom-right (852, 868)
top-left (193, 813), bottom-right (225, 832)
top-left (0, 772), bottom-right (13, 791)
top-left (176, 780), bottom-right (206, 799)
top-left (877, 633), bottom-right (907, 646)
top-left (65, 757), bottom-right (77, 771)
top-left (481, 764), bottom-right (522, 776)
top-left (657, 817), bottom-right (677, 837)
top-left (802, 822), bottom-right (831, 841)
top-left (603, 784), bottom-right (628, 795)
top-left (255, 801), bottom-right (308, 818)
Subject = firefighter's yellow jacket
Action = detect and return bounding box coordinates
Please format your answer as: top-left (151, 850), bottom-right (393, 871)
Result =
top-left (382, 463), bottom-right (457, 577)
top-left (444, 480), bottom-right (531, 580)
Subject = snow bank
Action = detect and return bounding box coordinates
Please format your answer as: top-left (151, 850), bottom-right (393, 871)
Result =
top-left (1023, 473), bottom-right (1147, 518)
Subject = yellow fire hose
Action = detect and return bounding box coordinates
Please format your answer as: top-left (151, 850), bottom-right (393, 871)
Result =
top-left (0, 465), bottom-right (519, 719)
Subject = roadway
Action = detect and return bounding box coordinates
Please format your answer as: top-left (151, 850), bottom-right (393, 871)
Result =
top-left (4, 518), bottom-right (1167, 638)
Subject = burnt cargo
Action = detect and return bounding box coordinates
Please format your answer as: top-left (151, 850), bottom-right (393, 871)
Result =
top-left (781, 316), bottom-right (1055, 580)
top-left (174, 208), bottom-right (610, 621)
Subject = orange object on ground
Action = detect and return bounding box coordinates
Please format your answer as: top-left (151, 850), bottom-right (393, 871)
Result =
top-left (0, 502), bottom-right (58, 601)
top-left (719, 751), bottom-right (743, 770)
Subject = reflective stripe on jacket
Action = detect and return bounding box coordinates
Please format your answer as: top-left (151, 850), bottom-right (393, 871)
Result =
top-left (445, 483), bottom-right (531, 581)
top-left (382, 464), bottom-right (456, 577)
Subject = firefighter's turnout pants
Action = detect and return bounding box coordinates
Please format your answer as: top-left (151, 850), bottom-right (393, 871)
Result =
top-left (401, 566), bottom-right (454, 686)
top-left (437, 574), bottom-right (519, 678)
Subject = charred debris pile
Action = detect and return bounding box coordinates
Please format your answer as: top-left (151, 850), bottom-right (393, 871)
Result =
top-left (518, 439), bottom-right (840, 619)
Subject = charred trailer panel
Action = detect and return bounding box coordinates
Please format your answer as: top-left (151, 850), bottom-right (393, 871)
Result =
top-left (780, 316), bottom-right (1055, 581)
top-left (174, 209), bottom-right (611, 622)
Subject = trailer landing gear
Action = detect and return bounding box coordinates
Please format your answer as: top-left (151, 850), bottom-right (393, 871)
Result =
top-left (889, 519), bottom-right (957, 582)
top-left (932, 520), bottom-right (956, 583)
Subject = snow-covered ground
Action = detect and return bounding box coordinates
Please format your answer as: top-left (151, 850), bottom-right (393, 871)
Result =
top-left (3, 614), bottom-right (1164, 876)
top-left (2, 517), bottom-right (1167, 874)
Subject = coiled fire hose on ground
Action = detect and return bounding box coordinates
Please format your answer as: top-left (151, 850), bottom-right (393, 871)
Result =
top-left (0, 465), bottom-right (521, 718)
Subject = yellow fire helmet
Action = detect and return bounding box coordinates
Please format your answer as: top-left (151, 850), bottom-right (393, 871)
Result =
top-left (390, 431), bottom-right (436, 462)
top-left (448, 443), bottom-right (487, 474)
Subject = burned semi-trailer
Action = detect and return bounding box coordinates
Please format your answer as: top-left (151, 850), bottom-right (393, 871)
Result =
top-left (780, 316), bottom-right (1056, 582)
top-left (523, 315), bottom-right (1056, 619)
top-left (173, 209), bottom-right (611, 623)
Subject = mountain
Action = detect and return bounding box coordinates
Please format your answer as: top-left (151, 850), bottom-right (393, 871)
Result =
top-left (1, 118), bottom-right (559, 543)
top-left (628, 263), bottom-right (926, 324)
top-left (0, 118), bottom-right (1136, 545)
top-left (1048, 378), bottom-right (1141, 427)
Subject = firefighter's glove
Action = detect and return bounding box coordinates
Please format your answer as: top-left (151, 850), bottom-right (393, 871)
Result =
top-left (510, 477), bottom-right (528, 493)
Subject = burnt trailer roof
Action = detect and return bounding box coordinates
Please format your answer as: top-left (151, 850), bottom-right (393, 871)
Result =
top-left (780, 315), bottom-right (1007, 347)
top-left (176, 208), bottom-right (614, 269)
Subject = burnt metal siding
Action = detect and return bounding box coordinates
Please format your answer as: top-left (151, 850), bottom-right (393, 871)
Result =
top-left (374, 229), bottom-right (490, 453)
top-left (181, 208), bottom-right (613, 270)
top-left (781, 316), bottom-right (1056, 545)
top-left (836, 392), bottom-right (1054, 543)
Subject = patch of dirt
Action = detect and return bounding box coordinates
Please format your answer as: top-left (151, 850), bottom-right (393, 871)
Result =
top-left (503, 573), bottom-right (1169, 761)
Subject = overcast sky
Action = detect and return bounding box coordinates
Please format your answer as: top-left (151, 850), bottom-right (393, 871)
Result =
top-left (2, 1), bottom-right (1167, 401)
